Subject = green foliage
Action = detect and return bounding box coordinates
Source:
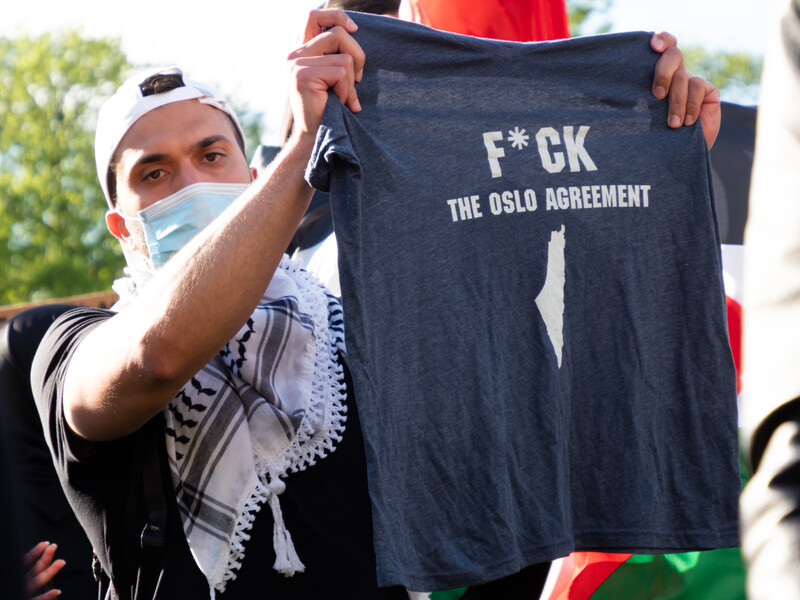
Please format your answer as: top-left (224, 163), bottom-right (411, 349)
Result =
top-left (0, 32), bottom-right (130, 304)
top-left (566, 0), bottom-right (762, 104)
top-left (682, 47), bottom-right (762, 105)
top-left (229, 100), bottom-right (264, 166)
top-left (567, 0), bottom-right (613, 37)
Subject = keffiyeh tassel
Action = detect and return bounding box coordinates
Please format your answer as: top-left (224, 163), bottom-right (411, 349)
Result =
top-left (267, 471), bottom-right (305, 576)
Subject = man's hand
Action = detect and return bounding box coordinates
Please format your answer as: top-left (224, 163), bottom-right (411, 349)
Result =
top-left (24, 542), bottom-right (65, 600)
top-left (650, 32), bottom-right (721, 148)
top-left (287, 9), bottom-right (366, 139)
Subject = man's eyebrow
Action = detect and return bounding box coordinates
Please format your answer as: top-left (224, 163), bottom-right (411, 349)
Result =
top-left (193, 134), bottom-right (234, 151)
top-left (130, 135), bottom-right (234, 170)
top-left (132, 152), bottom-right (168, 169)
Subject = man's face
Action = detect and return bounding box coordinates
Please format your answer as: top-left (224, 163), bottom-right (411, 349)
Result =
top-left (106, 99), bottom-right (252, 253)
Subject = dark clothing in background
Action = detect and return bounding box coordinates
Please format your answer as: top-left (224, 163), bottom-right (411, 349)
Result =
top-left (0, 304), bottom-right (95, 598)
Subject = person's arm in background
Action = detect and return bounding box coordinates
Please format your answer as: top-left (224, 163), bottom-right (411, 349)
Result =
top-left (740, 1), bottom-right (800, 598)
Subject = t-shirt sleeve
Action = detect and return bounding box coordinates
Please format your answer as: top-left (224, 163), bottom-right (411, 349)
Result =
top-left (30, 307), bottom-right (114, 468)
top-left (305, 91), bottom-right (361, 193)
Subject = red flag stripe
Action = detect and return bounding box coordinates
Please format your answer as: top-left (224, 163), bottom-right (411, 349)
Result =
top-left (403, 0), bottom-right (570, 42)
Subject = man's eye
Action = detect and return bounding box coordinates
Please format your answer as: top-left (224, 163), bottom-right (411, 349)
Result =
top-left (204, 152), bottom-right (223, 163)
top-left (144, 169), bottom-right (164, 181)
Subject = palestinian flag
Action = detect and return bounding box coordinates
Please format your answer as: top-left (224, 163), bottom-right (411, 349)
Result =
top-left (540, 550), bottom-right (746, 599)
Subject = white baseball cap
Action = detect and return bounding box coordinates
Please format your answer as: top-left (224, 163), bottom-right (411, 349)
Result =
top-left (94, 66), bottom-right (246, 206)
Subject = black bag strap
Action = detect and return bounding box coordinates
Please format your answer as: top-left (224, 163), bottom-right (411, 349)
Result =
top-left (140, 414), bottom-right (168, 549)
top-left (93, 413), bottom-right (169, 600)
top-left (133, 413), bottom-right (168, 600)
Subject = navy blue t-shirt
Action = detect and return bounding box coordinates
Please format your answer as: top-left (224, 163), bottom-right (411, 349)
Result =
top-left (307, 12), bottom-right (740, 592)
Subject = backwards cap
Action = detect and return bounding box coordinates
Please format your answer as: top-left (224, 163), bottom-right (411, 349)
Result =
top-left (94, 66), bottom-right (246, 206)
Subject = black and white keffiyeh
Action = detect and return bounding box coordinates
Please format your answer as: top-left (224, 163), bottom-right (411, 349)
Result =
top-left (114, 255), bottom-right (347, 596)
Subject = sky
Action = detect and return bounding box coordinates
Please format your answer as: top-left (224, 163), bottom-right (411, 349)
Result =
top-left (1, 0), bottom-right (780, 145)
top-left (607, 0), bottom-right (777, 56)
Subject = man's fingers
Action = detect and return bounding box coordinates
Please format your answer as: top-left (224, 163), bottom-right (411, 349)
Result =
top-left (683, 76), bottom-right (708, 126)
top-left (652, 42), bottom-right (692, 129)
top-left (26, 544), bottom-right (58, 579)
top-left (24, 543), bottom-right (65, 598)
top-left (291, 54), bottom-right (360, 110)
top-left (290, 26), bottom-right (365, 82)
top-left (23, 542), bottom-right (49, 568)
top-left (652, 45), bottom-right (684, 100)
top-left (302, 8), bottom-right (358, 43)
top-left (666, 69), bottom-right (691, 128)
top-left (698, 83), bottom-right (722, 148)
top-left (649, 32), bottom-right (721, 146)
top-left (31, 591), bottom-right (62, 600)
top-left (650, 31), bottom-right (677, 53)
top-left (292, 54), bottom-right (355, 91)
top-left (25, 559), bottom-right (66, 596)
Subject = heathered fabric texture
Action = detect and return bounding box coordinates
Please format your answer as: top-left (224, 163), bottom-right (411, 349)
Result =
top-left (308, 13), bottom-right (739, 591)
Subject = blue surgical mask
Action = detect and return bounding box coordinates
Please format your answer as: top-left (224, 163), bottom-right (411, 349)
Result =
top-left (121, 181), bottom-right (250, 270)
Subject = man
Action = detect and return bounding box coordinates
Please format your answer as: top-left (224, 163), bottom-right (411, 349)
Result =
top-left (31, 10), bottom-right (389, 600)
top-left (30, 7), bottom-right (720, 600)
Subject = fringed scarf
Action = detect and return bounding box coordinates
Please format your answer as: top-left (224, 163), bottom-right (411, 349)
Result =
top-left (114, 256), bottom-right (346, 596)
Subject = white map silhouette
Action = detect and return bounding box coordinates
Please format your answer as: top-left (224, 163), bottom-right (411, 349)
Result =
top-left (535, 225), bottom-right (566, 367)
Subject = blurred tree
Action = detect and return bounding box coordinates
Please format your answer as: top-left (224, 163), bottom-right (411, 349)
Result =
top-left (0, 31), bottom-right (263, 305)
top-left (0, 32), bottom-right (129, 304)
top-left (681, 47), bottom-right (761, 105)
top-left (567, 0), bottom-right (613, 36)
top-left (566, 0), bottom-right (762, 104)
